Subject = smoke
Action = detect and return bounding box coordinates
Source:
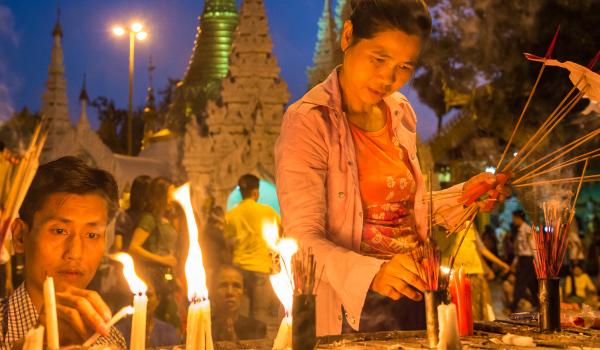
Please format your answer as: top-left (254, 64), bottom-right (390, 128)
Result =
top-left (0, 5), bottom-right (19, 123)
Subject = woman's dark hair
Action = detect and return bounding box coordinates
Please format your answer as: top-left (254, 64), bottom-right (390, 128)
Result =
top-left (349, 0), bottom-right (432, 42)
top-left (145, 176), bottom-right (173, 218)
top-left (238, 174), bottom-right (260, 199)
top-left (19, 156), bottom-right (119, 226)
top-left (129, 175), bottom-right (151, 214)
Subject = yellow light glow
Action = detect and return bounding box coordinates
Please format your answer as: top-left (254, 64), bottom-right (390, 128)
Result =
top-left (136, 31), bottom-right (148, 40)
top-left (112, 26), bottom-right (125, 36)
top-left (270, 238), bottom-right (297, 313)
top-left (112, 253), bottom-right (147, 294)
top-left (263, 217), bottom-right (297, 315)
top-left (131, 22), bottom-right (143, 33)
top-left (173, 183), bottom-right (209, 301)
top-left (262, 219), bottom-right (279, 251)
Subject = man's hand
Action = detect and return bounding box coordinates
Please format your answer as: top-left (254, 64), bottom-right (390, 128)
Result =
top-left (41, 286), bottom-right (112, 345)
top-left (461, 172), bottom-right (511, 212)
top-left (370, 253), bottom-right (426, 301)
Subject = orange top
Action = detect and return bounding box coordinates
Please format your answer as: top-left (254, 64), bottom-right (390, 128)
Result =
top-left (349, 110), bottom-right (418, 257)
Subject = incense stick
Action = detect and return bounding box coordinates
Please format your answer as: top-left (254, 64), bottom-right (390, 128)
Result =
top-left (514, 150), bottom-right (600, 184)
top-left (516, 128), bottom-right (600, 174)
top-left (509, 88), bottom-right (586, 171)
top-left (513, 174), bottom-right (599, 188)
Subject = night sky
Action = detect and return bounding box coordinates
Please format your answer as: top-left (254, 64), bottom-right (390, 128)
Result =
top-left (0, 0), bottom-right (438, 139)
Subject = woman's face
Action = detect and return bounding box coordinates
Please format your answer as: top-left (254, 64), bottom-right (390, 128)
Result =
top-left (340, 23), bottom-right (422, 109)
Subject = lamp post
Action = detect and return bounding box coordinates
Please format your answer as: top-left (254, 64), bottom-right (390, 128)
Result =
top-left (113, 23), bottom-right (148, 155)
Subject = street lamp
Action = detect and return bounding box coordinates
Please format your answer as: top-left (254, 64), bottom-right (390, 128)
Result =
top-left (113, 22), bottom-right (148, 155)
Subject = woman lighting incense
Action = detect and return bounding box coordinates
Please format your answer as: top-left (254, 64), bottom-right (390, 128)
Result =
top-left (275, 0), bottom-right (507, 336)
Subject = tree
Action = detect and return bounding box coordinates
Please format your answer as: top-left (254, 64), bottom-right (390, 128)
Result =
top-left (0, 107), bottom-right (41, 152)
top-left (415, 0), bottom-right (599, 143)
top-left (90, 96), bottom-right (144, 155)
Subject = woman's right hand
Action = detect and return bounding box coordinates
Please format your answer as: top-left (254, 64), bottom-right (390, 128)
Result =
top-left (162, 255), bottom-right (178, 268)
top-left (370, 253), bottom-right (427, 301)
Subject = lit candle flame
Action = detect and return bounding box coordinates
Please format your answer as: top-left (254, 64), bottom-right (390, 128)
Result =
top-left (173, 183), bottom-right (209, 301)
top-left (263, 219), bottom-right (297, 314)
top-left (112, 253), bottom-right (147, 294)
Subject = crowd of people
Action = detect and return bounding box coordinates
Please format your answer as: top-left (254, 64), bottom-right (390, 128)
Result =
top-left (0, 157), bottom-right (280, 348)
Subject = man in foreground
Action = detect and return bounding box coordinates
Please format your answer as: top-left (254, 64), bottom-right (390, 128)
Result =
top-left (1, 156), bottom-right (125, 348)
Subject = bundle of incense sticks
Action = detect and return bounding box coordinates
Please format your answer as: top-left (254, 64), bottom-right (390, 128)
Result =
top-left (0, 121), bottom-right (48, 247)
top-left (533, 162), bottom-right (587, 279)
top-left (292, 248), bottom-right (323, 295)
top-left (533, 201), bottom-right (572, 279)
top-left (411, 240), bottom-right (443, 292)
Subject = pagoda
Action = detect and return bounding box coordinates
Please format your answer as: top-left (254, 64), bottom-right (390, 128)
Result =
top-left (164, 0), bottom-right (238, 133)
top-left (182, 0), bottom-right (290, 207)
top-left (307, 0), bottom-right (339, 88)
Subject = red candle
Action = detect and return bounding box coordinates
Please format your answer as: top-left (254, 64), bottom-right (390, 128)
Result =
top-left (450, 269), bottom-right (468, 336)
top-left (462, 274), bottom-right (473, 335)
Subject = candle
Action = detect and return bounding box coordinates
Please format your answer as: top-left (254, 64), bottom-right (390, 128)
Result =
top-left (273, 315), bottom-right (292, 350)
top-left (23, 326), bottom-right (44, 350)
top-left (83, 306), bottom-right (134, 347)
top-left (186, 299), bottom-right (213, 350)
top-left (173, 184), bottom-right (213, 350)
top-left (112, 253), bottom-right (148, 350)
top-left (43, 276), bottom-right (59, 350)
top-left (437, 303), bottom-right (461, 350)
top-left (461, 274), bottom-right (473, 336)
top-left (131, 294), bottom-right (147, 350)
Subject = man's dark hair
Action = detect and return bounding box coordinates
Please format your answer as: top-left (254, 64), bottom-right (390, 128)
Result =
top-left (19, 156), bottom-right (119, 226)
top-left (238, 174), bottom-right (259, 199)
top-left (349, 0), bottom-right (432, 42)
top-left (512, 209), bottom-right (526, 221)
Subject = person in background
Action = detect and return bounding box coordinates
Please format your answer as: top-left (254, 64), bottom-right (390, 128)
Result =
top-left (564, 263), bottom-right (597, 305)
top-left (114, 175), bottom-right (151, 252)
top-left (224, 174), bottom-right (279, 325)
top-left (201, 205), bottom-right (228, 279)
top-left (129, 177), bottom-right (181, 327)
top-left (567, 217), bottom-right (585, 268)
top-left (211, 265), bottom-right (267, 341)
top-left (2, 156), bottom-right (125, 347)
top-left (116, 276), bottom-right (182, 347)
top-left (443, 221), bottom-right (510, 321)
top-left (510, 210), bottom-right (539, 312)
top-left (481, 224), bottom-right (499, 257)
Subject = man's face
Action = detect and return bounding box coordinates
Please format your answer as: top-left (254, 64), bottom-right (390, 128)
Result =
top-left (15, 193), bottom-right (108, 293)
top-left (214, 268), bottom-right (244, 314)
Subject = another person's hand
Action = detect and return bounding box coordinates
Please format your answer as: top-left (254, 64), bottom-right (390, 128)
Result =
top-left (41, 286), bottom-right (112, 345)
top-left (162, 255), bottom-right (178, 268)
top-left (461, 172), bottom-right (511, 212)
top-left (370, 253), bottom-right (427, 301)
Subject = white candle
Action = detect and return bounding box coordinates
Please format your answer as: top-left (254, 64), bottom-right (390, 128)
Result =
top-left (130, 293), bottom-right (147, 350)
top-left (186, 299), bottom-right (213, 350)
top-left (437, 304), bottom-right (462, 350)
top-left (23, 326), bottom-right (44, 350)
top-left (273, 315), bottom-right (292, 350)
top-left (43, 276), bottom-right (59, 350)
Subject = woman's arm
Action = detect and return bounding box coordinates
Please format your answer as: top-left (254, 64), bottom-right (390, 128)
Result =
top-left (475, 233), bottom-right (510, 273)
top-left (128, 227), bottom-right (176, 267)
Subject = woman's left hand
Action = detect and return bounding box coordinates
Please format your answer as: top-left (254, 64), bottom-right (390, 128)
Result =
top-left (460, 172), bottom-right (511, 212)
